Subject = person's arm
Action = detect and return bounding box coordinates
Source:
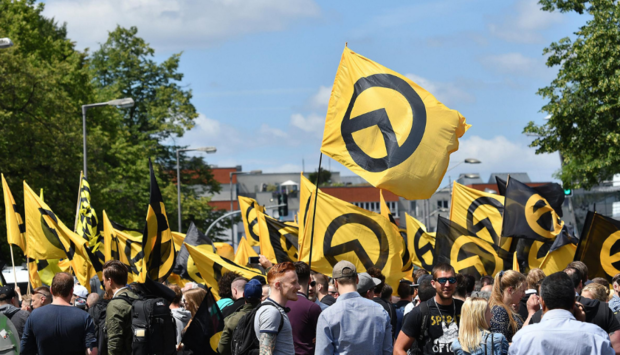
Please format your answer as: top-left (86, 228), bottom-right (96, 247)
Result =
top-left (609, 331), bottom-right (620, 355)
top-left (259, 333), bottom-right (277, 355)
top-left (19, 317), bottom-right (36, 355)
top-left (522, 294), bottom-right (540, 327)
top-left (106, 300), bottom-right (128, 355)
top-left (393, 331), bottom-right (414, 355)
top-left (84, 313), bottom-right (98, 355)
top-left (382, 310), bottom-right (393, 355)
top-left (315, 313), bottom-right (334, 354)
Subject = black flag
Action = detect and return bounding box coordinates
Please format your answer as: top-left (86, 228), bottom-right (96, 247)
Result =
top-left (172, 222), bottom-right (215, 283)
top-left (182, 287), bottom-right (224, 355)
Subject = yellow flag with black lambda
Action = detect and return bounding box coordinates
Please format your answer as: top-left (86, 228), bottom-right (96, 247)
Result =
top-left (75, 176), bottom-right (104, 281)
top-left (320, 46), bottom-right (470, 200)
top-left (28, 258), bottom-right (63, 287)
top-left (171, 222), bottom-right (214, 285)
top-left (185, 243), bottom-right (264, 301)
top-left (298, 189), bottom-right (405, 289)
top-left (239, 196), bottom-right (265, 247)
top-left (436, 216), bottom-right (509, 279)
top-left (258, 212), bottom-right (299, 264)
top-left (298, 174), bottom-right (317, 253)
top-left (539, 243), bottom-right (576, 275)
top-left (2, 174), bottom-right (26, 253)
top-left (574, 211), bottom-right (620, 282)
top-left (380, 190), bottom-right (412, 273)
top-left (405, 213), bottom-right (435, 271)
top-left (142, 160), bottom-right (176, 282)
top-left (234, 237), bottom-right (258, 266)
top-left (102, 211), bottom-right (145, 284)
top-left (24, 182), bottom-right (66, 260)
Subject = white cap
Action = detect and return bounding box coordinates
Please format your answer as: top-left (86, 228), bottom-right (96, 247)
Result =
top-left (73, 284), bottom-right (88, 299)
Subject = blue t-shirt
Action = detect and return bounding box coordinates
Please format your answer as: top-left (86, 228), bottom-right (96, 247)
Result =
top-left (20, 304), bottom-right (96, 355)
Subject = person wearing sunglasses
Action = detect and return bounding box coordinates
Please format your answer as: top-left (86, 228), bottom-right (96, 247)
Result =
top-left (394, 263), bottom-right (463, 355)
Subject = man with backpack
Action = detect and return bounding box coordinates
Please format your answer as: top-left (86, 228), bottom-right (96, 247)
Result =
top-left (218, 279), bottom-right (262, 355)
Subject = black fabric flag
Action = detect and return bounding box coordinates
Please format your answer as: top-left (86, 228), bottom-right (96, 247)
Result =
top-left (182, 287), bottom-right (224, 355)
top-left (260, 215), bottom-right (299, 264)
top-left (496, 177), bottom-right (565, 217)
top-left (575, 211), bottom-right (620, 283)
top-left (435, 216), bottom-right (508, 279)
top-left (172, 222), bottom-right (214, 283)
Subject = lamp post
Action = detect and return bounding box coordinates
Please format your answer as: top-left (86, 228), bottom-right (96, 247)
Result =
top-left (82, 98), bottom-right (134, 178)
top-left (176, 147), bottom-right (217, 233)
top-left (0, 38), bottom-right (13, 48)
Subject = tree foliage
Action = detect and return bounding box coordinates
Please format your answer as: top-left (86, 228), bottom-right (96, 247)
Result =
top-left (525, 0), bottom-right (620, 189)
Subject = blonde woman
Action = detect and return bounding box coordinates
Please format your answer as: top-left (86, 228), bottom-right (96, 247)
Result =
top-left (489, 270), bottom-right (527, 342)
top-left (452, 297), bottom-right (509, 355)
top-left (582, 283), bottom-right (609, 303)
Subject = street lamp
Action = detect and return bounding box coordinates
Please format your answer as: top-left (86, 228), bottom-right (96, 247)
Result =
top-left (446, 158), bottom-right (481, 173)
top-left (82, 98), bottom-right (135, 178)
top-left (176, 147), bottom-right (217, 233)
top-left (0, 38), bottom-right (13, 48)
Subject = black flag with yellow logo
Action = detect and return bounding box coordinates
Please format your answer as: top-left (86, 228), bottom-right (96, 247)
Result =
top-left (102, 211), bottom-right (145, 284)
top-left (142, 160), bottom-right (176, 282)
top-left (320, 46), bottom-right (470, 200)
top-left (496, 177), bottom-right (565, 217)
top-left (171, 222), bottom-right (214, 284)
top-left (258, 212), bottom-right (299, 264)
top-left (575, 211), bottom-right (620, 282)
top-left (182, 286), bottom-right (224, 355)
top-left (405, 213), bottom-right (435, 271)
top-left (435, 216), bottom-right (509, 279)
top-left (239, 196), bottom-right (265, 247)
top-left (298, 189), bottom-right (405, 288)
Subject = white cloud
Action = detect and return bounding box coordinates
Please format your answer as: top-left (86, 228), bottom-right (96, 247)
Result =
top-left (449, 135), bottom-right (561, 183)
top-left (290, 113), bottom-right (324, 137)
top-left (405, 74), bottom-right (475, 106)
top-left (479, 53), bottom-right (546, 77)
top-left (309, 85), bottom-right (332, 109)
top-left (488, 0), bottom-right (563, 44)
top-left (43, 0), bottom-right (321, 51)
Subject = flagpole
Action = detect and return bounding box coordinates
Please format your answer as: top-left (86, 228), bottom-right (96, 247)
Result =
top-left (307, 153), bottom-right (323, 272)
top-left (73, 171), bottom-right (83, 233)
top-left (26, 258), bottom-right (30, 295)
top-left (8, 245), bottom-right (17, 289)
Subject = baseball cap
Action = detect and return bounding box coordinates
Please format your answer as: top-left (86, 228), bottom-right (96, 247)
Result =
top-left (244, 279), bottom-right (263, 300)
top-left (73, 284), bottom-right (88, 299)
top-left (414, 274), bottom-right (433, 287)
top-left (357, 273), bottom-right (381, 294)
top-left (332, 260), bottom-right (356, 279)
top-left (0, 286), bottom-right (15, 301)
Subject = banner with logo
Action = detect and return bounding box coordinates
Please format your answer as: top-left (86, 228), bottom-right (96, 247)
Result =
top-left (380, 190), bottom-right (413, 274)
top-left (239, 196), bottom-right (265, 247)
top-left (298, 174), bottom-right (316, 249)
top-left (185, 243), bottom-right (264, 300)
top-left (75, 176), bottom-right (104, 281)
top-left (171, 222), bottom-right (215, 285)
top-left (435, 216), bottom-right (508, 279)
top-left (142, 160), bottom-right (176, 282)
top-left (258, 212), bottom-right (299, 264)
top-left (24, 182), bottom-right (67, 260)
top-left (405, 213), bottom-right (435, 271)
top-left (234, 236), bottom-right (258, 267)
top-left (2, 174), bottom-right (26, 253)
top-left (496, 177), bottom-right (565, 217)
top-left (320, 46), bottom-right (470, 200)
top-left (102, 211), bottom-right (145, 284)
top-left (575, 211), bottom-right (620, 282)
top-left (298, 189), bottom-right (405, 288)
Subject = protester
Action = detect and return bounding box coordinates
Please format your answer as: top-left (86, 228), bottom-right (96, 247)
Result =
top-left (86, 293), bottom-right (100, 310)
top-left (357, 272), bottom-right (380, 299)
top-left (368, 267), bottom-right (397, 340)
top-left (217, 271), bottom-right (241, 311)
top-left (488, 270), bottom-right (527, 342)
top-left (451, 297), bottom-right (509, 355)
top-left (254, 261), bottom-right (299, 355)
top-left (31, 286), bottom-right (51, 310)
top-left (262, 284), bottom-right (270, 301)
top-left (394, 263), bottom-right (463, 355)
top-left (414, 269), bottom-right (430, 283)
top-left (567, 261), bottom-right (589, 293)
top-left (480, 276), bottom-right (493, 288)
top-left (454, 274), bottom-right (475, 302)
top-left (0, 286), bottom-right (29, 338)
top-left (315, 260), bottom-right (392, 354)
top-left (20, 272), bottom-right (97, 355)
top-left (72, 284), bottom-right (89, 311)
top-left (183, 288), bottom-right (207, 320)
top-left (21, 294), bottom-right (32, 313)
top-left (327, 282), bottom-right (339, 299)
top-left (381, 285), bottom-right (393, 304)
top-left (583, 283), bottom-right (610, 303)
top-left (310, 271), bottom-right (336, 307)
top-left (394, 279), bottom-right (415, 336)
top-left (517, 268), bottom-right (545, 321)
top-left (509, 272), bottom-right (614, 355)
top-left (102, 260), bottom-right (140, 355)
top-left (218, 279), bottom-right (262, 355)
top-left (611, 273), bottom-right (620, 313)
top-left (403, 274), bottom-right (434, 315)
top-left (287, 262), bottom-right (322, 355)
top-left (593, 277), bottom-right (611, 289)
top-left (307, 276), bottom-right (327, 311)
top-left (168, 284), bottom-right (191, 346)
top-left (221, 277), bottom-right (248, 318)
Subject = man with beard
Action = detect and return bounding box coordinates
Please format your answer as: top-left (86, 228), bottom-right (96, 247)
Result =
top-left (394, 263), bottom-right (463, 355)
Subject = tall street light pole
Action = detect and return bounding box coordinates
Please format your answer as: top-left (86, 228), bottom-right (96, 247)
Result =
top-left (176, 147), bottom-right (217, 233)
top-left (82, 98), bottom-right (134, 178)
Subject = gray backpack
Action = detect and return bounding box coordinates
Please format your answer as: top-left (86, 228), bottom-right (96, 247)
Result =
top-left (0, 313), bottom-right (19, 355)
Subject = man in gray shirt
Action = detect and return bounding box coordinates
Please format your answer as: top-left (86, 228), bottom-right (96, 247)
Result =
top-left (254, 261), bottom-right (300, 355)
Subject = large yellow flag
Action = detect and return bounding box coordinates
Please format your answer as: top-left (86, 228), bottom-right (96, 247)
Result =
top-left (239, 196), bottom-right (265, 247)
top-left (320, 46), bottom-right (470, 200)
top-left (185, 243), bottom-right (264, 300)
top-left (299, 190), bottom-right (405, 288)
top-left (214, 243), bottom-right (235, 260)
top-left (75, 176), bottom-right (104, 281)
top-left (2, 174), bottom-right (26, 252)
top-left (258, 213), bottom-right (299, 264)
top-left (298, 174), bottom-right (317, 254)
top-left (234, 237), bottom-right (258, 266)
top-left (102, 211), bottom-right (145, 284)
top-left (405, 213), bottom-right (435, 271)
top-left (171, 232), bottom-right (185, 252)
top-left (380, 190), bottom-right (412, 273)
top-left (24, 182), bottom-right (69, 260)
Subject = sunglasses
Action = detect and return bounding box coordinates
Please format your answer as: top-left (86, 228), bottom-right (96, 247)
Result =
top-left (328, 291), bottom-right (337, 295)
top-left (435, 277), bottom-right (457, 285)
top-left (309, 281), bottom-right (316, 287)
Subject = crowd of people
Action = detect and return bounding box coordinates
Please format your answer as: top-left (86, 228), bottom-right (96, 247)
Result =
top-left (1, 258), bottom-right (620, 354)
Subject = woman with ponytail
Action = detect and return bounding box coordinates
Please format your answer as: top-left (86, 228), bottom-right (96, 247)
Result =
top-left (452, 297), bottom-right (509, 355)
top-left (488, 270), bottom-right (527, 342)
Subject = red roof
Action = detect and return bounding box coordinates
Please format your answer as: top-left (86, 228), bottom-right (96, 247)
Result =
top-left (321, 186), bottom-right (400, 202)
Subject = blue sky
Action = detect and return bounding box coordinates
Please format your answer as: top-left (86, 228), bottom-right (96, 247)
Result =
top-left (43, 0), bottom-right (587, 186)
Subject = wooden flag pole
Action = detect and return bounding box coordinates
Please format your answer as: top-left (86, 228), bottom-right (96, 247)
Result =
top-left (307, 153), bottom-right (323, 272)
top-left (9, 245), bottom-right (17, 288)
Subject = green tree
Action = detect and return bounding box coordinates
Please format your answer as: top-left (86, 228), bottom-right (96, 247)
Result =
top-left (309, 168), bottom-right (332, 186)
top-left (525, 0), bottom-right (620, 189)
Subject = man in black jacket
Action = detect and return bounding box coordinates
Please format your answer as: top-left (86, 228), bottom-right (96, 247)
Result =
top-left (0, 286), bottom-right (29, 337)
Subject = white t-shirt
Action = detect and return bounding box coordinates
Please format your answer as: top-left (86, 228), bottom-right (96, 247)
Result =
top-left (253, 299), bottom-right (295, 355)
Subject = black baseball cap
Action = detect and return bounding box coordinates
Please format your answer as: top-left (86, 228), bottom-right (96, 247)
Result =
top-left (0, 286), bottom-right (15, 301)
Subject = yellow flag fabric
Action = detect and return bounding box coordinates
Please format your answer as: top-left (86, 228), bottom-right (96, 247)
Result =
top-left (28, 258), bottom-right (42, 289)
top-left (171, 232), bottom-right (185, 252)
top-left (298, 190), bottom-right (405, 289)
top-left (2, 175), bottom-right (26, 252)
top-left (234, 237), bottom-right (258, 266)
top-left (239, 196), bottom-right (265, 247)
top-left (405, 213), bottom-right (435, 271)
top-left (320, 46), bottom-right (470, 200)
top-left (380, 190), bottom-right (412, 273)
top-left (539, 243), bottom-right (576, 275)
top-left (298, 174), bottom-right (317, 254)
top-left (24, 182), bottom-right (66, 260)
top-left (102, 211), bottom-right (145, 284)
top-left (185, 243), bottom-right (264, 301)
top-left (258, 213), bottom-right (299, 264)
top-left (75, 176), bottom-right (104, 281)
top-left (214, 243), bottom-right (235, 260)
top-left (450, 182), bottom-right (504, 245)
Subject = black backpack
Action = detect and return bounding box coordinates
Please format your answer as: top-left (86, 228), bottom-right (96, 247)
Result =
top-left (231, 303), bottom-right (284, 355)
top-left (116, 295), bottom-right (177, 355)
top-left (89, 299), bottom-right (110, 355)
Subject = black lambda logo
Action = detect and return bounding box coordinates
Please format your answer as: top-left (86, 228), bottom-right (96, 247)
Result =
top-left (413, 228), bottom-right (434, 270)
top-left (466, 197), bottom-right (504, 245)
top-left (323, 213), bottom-right (389, 270)
top-left (341, 74), bottom-right (427, 172)
top-left (246, 203), bottom-right (261, 242)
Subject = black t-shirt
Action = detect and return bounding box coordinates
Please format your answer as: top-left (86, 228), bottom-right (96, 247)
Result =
top-left (530, 296), bottom-right (620, 333)
top-left (517, 295), bottom-right (529, 322)
top-left (401, 298), bottom-right (463, 355)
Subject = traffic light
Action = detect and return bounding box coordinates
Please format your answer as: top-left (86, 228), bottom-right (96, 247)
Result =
top-left (278, 193), bottom-right (289, 217)
top-left (563, 188), bottom-right (573, 197)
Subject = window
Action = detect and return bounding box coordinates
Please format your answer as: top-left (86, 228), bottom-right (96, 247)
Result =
top-left (437, 200), bottom-right (448, 209)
